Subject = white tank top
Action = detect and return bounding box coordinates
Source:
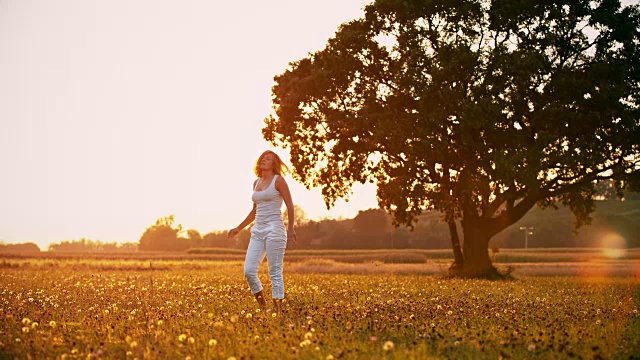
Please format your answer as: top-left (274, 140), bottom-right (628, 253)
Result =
top-left (251, 175), bottom-right (284, 227)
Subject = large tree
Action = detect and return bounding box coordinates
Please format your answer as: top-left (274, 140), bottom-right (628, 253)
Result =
top-left (263, 0), bottom-right (640, 277)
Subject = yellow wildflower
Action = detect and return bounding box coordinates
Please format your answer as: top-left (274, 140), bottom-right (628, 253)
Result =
top-left (383, 341), bottom-right (395, 351)
top-left (299, 339), bottom-right (312, 347)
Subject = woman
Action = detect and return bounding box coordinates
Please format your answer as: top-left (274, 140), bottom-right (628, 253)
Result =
top-left (227, 150), bottom-right (297, 316)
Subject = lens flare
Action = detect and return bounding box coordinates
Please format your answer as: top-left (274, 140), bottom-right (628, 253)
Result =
top-left (600, 233), bottom-right (626, 259)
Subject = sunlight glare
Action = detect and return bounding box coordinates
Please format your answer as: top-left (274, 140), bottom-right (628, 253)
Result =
top-left (600, 232), bottom-right (626, 259)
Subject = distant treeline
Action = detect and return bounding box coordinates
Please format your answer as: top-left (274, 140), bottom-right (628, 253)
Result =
top-left (3, 197), bottom-right (638, 255)
top-left (0, 239), bottom-right (137, 254)
top-left (48, 238), bottom-right (138, 253)
top-left (0, 242), bottom-right (40, 254)
top-left (136, 199), bottom-right (640, 252)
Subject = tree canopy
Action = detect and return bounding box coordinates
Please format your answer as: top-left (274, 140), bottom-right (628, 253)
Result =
top-left (263, 0), bottom-right (640, 276)
top-left (138, 215), bottom-right (186, 252)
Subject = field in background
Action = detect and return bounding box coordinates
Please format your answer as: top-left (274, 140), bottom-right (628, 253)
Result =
top-left (0, 260), bottom-right (638, 359)
top-left (3, 247), bottom-right (640, 262)
top-left (2, 248), bottom-right (639, 278)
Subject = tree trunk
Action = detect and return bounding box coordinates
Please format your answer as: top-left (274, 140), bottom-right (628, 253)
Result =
top-left (448, 221), bottom-right (464, 267)
top-left (460, 219), bottom-right (501, 278)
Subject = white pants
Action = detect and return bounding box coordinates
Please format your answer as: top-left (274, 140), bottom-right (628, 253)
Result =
top-left (244, 223), bottom-right (287, 299)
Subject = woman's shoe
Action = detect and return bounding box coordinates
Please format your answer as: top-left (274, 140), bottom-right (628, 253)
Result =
top-left (273, 298), bottom-right (282, 317)
top-left (254, 290), bottom-right (267, 311)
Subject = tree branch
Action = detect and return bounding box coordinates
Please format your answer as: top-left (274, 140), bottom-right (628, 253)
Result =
top-left (487, 188), bottom-right (544, 238)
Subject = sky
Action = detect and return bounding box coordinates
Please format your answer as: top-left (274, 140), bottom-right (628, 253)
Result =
top-left (0, 0), bottom-right (379, 249)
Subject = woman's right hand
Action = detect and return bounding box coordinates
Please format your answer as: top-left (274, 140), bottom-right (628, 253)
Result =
top-left (227, 227), bottom-right (240, 239)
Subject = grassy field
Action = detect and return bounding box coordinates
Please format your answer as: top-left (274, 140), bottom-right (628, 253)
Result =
top-left (4, 247), bottom-right (640, 263)
top-left (1, 258), bottom-right (639, 359)
top-left (3, 248), bottom-right (639, 277)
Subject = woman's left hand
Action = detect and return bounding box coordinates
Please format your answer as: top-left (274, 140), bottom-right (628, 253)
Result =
top-left (287, 229), bottom-right (297, 244)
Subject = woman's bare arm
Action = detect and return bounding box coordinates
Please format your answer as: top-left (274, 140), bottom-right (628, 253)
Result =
top-left (276, 176), bottom-right (297, 243)
top-left (227, 180), bottom-right (258, 238)
top-left (227, 203), bottom-right (256, 238)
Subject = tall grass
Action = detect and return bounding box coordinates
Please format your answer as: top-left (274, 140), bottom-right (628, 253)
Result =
top-left (0, 262), bottom-right (638, 359)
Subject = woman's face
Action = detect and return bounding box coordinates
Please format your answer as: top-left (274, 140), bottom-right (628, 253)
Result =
top-left (259, 153), bottom-right (275, 172)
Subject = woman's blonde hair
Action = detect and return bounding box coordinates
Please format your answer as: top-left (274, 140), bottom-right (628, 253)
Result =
top-left (254, 150), bottom-right (290, 177)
